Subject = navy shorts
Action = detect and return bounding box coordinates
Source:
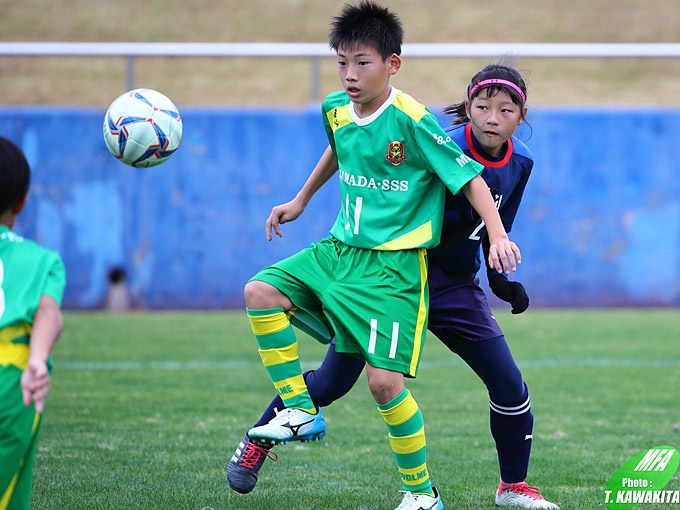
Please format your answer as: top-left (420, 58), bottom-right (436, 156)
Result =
top-left (427, 263), bottom-right (503, 344)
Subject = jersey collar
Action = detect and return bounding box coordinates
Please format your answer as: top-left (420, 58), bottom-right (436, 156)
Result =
top-left (464, 123), bottom-right (513, 169)
top-left (349, 86), bottom-right (398, 126)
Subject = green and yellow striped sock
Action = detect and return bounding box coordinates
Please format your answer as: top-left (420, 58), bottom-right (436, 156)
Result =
top-left (247, 307), bottom-right (316, 414)
top-left (377, 388), bottom-right (434, 496)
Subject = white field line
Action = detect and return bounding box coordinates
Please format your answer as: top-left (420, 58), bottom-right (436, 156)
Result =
top-left (57, 358), bottom-right (680, 370)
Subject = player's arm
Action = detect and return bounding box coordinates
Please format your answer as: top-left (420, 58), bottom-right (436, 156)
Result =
top-left (266, 145), bottom-right (338, 240)
top-left (462, 175), bottom-right (521, 274)
top-left (21, 294), bottom-right (63, 413)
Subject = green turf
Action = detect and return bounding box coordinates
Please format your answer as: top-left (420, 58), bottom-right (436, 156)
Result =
top-left (31, 309), bottom-right (680, 509)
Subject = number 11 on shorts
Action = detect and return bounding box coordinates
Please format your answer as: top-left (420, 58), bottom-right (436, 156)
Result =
top-left (369, 318), bottom-right (399, 359)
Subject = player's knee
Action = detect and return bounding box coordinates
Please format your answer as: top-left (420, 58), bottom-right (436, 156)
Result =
top-left (366, 369), bottom-right (403, 404)
top-left (244, 280), bottom-right (289, 310)
top-left (489, 377), bottom-right (528, 405)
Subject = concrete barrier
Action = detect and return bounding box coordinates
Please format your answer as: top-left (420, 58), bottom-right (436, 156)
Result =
top-left (2, 106), bottom-right (678, 308)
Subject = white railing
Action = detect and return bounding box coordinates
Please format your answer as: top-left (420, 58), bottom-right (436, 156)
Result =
top-left (2, 42), bottom-right (678, 102)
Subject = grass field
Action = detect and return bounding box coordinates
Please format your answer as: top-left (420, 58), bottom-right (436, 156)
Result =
top-left (31, 309), bottom-right (680, 509)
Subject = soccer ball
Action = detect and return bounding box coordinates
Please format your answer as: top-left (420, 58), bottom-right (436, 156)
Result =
top-left (103, 88), bottom-right (183, 168)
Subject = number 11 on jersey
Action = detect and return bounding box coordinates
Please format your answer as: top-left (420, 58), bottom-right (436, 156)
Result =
top-left (344, 194), bottom-right (363, 235)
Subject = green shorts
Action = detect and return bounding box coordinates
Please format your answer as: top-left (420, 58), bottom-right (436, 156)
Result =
top-left (0, 363), bottom-right (43, 509)
top-left (251, 236), bottom-right (429, 377)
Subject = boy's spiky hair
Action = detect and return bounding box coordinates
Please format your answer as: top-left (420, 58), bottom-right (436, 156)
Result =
top-left (329, 1), bottom-right (403, 60)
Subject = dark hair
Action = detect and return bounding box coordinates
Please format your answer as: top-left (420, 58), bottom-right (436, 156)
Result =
top-left (0, 136), bottom-right (30, 215)
top-left (108, 267), bottom-right (127, 284)
top-left (443, 63), bottom-right (529, 127)
top-left (329, 1), bottom-right (403, 60)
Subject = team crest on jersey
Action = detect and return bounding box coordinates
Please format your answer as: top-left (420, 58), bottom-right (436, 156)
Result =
top-left (386, 141), bottom-right (406, 166)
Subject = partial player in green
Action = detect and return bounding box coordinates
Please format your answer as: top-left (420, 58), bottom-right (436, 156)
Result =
top-left (0, 136), bottom-right (66, 510)
top-left (238, 2), bottom-right (520, 509)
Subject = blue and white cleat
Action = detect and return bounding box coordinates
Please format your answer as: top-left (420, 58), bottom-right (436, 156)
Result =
top-left (247, 407), bottom-right (326, 446)
top-left (395, 487), bottom-right (444, 510)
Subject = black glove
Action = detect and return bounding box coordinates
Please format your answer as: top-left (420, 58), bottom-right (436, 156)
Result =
top-left (488, 273), bottom-right (529, 314)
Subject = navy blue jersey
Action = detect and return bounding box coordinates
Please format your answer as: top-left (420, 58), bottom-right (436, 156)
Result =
top-left (428, 123), bottom-right (533, 277)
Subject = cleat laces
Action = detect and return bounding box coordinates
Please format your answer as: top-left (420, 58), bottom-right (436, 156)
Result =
top-left (239, 442), bottom-right (278, 470)
top-left (501, 482), bottom-right (545, 500)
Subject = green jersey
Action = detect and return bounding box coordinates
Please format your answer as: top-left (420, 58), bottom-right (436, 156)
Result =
top-left (0, 225), bottom-right (66, 353)
top-left (322, 87), bottom-right (483, 251)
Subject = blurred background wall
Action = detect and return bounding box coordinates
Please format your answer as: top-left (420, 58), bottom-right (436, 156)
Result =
top-left (3, 106), bottom-right (678, 309)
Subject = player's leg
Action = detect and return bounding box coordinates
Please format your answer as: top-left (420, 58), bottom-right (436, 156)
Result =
top-left (243, 266), bottom-right (324, 445)
top-left (367, 367), bottom-right (440, 504)
top-left (244, 281), bottom-right (317, 417)
top-left (227, 340), bottom-right (364, 494)
top-left (441, 334), bottom-right (532, 482)
top-left (428, 267), bottom-right (533, 480)
top-left (427, 266), bottom-right (558, 509)
top-left (445, 335), bottom-right (557, 508)
top-left (257, 340), bottom-right (365, 427)
top-left (244, 302), bottom-right (326, 445)
top-left (242, 239), bottom-right (352, 446)
top-left (332, 247), bottom-right (442, 509)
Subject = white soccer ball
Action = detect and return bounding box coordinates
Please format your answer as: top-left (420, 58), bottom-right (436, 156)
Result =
top-left (103, 88), bottom-right (183, 168)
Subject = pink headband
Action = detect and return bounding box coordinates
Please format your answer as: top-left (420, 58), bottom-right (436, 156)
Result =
top-left (469, 79), bottom-right (526, 103)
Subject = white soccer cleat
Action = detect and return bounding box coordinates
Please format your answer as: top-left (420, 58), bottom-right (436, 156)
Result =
top-left (247, 407), bottom-right (326, 446)
top-left (495, 480), bottom-right (559, 509)
top-left (395, 487), bottom-right (444, 510)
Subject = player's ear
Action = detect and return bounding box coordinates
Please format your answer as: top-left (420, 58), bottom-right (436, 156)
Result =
top-left (464, 100), bottom-right (471, 118)
top-left (388, 53), bottom-right (401, 75)
top-left (517, 106), bottom-right (528, 126)
top-left (13, 194), bottom-right (28, 215)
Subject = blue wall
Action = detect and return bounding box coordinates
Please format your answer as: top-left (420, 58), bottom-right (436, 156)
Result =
top-left (1, 106), bottom-right (679, 309)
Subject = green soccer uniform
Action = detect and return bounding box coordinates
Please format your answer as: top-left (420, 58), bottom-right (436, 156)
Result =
top-left (0, 225), bottom-right (66, 510)
top-left (253, 87), bottom-right (483, 376)
top-left (324, 87), bottom-right (482, 250)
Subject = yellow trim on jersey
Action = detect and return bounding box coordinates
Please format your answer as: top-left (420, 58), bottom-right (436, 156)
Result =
top-left (373, 222), bottom-right (433, 251)
top-left (0, 322), bottom-right (31, 344)
top-left (410, 249), bottom-right (428, 376)
top-left (258, 342), bottom-right (299, 367)
top-left (0, 323), bottom-right (32, 369)
top-left (248, 311), bottom-right (289, 336)
top-left (325, 104), bottom-right (353, 133)
top-left (392, 92), bottom-right (429, 122)
top-left (0, 343), bottom-right (29, 369)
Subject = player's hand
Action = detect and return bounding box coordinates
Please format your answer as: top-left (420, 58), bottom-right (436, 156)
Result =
top-left (265, 198), bottom-right (306, 241)
top-left (488, 273), bottom-right (529, 314)
top-left (21, 357), bottom-right (51, 413)
top-left (487, 238), bottom-right (521, 274)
